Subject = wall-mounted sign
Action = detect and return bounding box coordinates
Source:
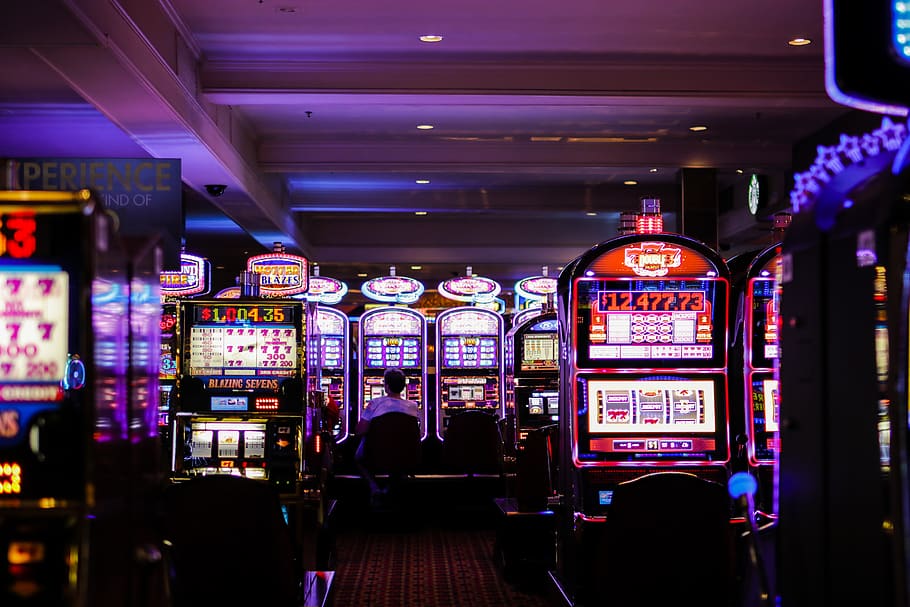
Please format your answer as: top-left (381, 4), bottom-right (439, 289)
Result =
top-left (748, 174), bottom-right (768, 216)
top-left (160, 252), bottom-right (211, 299)
top-left (12, 158), bottom-right (183, 269)
top-left (361, 275), bottom-right (424, 304)
top-left (295, 275), bottom-right (348, 305)
top-left (246, 252), bottom-right (308, 297)
top-left (438, 275), bottom-right (501, 303)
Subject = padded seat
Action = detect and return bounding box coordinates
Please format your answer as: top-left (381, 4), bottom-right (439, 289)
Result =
top-left (595, 471), bottom-right (736, 607)
top-left (161, 475), bottom-right (300, 607)
top-left (361, 411), bottom-right (422, 478)
top-left (441, 410), bottom-right (504, 476)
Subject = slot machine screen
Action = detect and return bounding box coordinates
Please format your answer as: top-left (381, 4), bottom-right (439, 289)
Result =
top-left (520, 332), bottom-right (558, 372)
top-left (573, 278), bottom-right (727, 369)
top-left (749, 278), bottom-right (779, 369)
top-left (184, 303), bottom-right (299, 377)
top-left (527, 390), bottom-right (559, 417)
top-left (321, 335), bottom-right (345, 369)
top-left (363, 335), bottom-right (422, 369)
top-left (575, 374), bottom-right (728, 463)
top-left (440, 335), bottom-right (500, 368)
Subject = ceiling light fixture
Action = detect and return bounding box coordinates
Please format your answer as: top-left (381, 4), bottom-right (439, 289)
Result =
top-left (415, 211), bottom-right (428, 216)
top-left (419, 35), bottom-right (444, 43)
top-left (586, 212), bottom-right (597, 216)
top-left (788, 37), bottom-right (811, 46)
top-left (416, 179), bottom-right (430, 184)
top-left (624, 180), bottom-right (638, 186)
top-left (649, 168), bottom-right (659, 173)
top-left (357, 273), bottom-right (368, 278)
top-left (410, 265), bottom-right (423, 270)
top-left (416, 124), bottom-right (434, 130)
top-left (689, 125), bottom-right (708, 132)
top-left (736, 169), bottom-right (744, 174)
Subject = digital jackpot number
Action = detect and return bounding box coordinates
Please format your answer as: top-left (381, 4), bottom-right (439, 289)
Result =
top-left (0, 271), bottom-right (68, 386)
top-left (197, 305), bottom-right (288, 324)
top-left (0, 213), bottom-right (37, 259)
top-left (597, 291), bottom-right (705, 312)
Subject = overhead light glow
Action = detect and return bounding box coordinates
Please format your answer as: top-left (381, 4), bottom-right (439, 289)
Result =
top-left (415, 211), bottom-right (428, 216)
top-left (689, 125), bottom-right (708, 132)
top-left (624, 180), bottom-right (638, 186)
top-left (419, 35), bottom-right (444, 43)
top-left (586, 212), bottom-right (597, 216)
top-left (410, 265), bottom-right (422, 270)
top-left (649, 168), bottom-right (658, 173)
top-left (416, 124), bottom-right (434, 130)
top-left (736, 169), bottom-right (744, 174)
top-left (416, 179), bottom-right (430, 184)
top-left (357, 273), bottom-right (368, 278)
top-left (788, 37), bottom-right (811, 46)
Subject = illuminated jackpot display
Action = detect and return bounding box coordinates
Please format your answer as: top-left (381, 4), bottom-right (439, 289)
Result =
top-left (435, 306), bottom-right (505, 439)
top-left (357, 307), bottom-right (427, 440)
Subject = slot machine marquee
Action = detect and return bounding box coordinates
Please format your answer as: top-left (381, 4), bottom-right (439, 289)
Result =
top-left (357, 306), bottom-right (428, 440)
top-left (505, 311), bottom-right (559, 446)
top-left (435, 306), bottom-right (505, 440)
top-left (172, 299), bottom-right (312, 492)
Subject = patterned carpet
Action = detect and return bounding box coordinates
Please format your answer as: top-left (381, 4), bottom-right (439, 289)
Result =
top-left (331, 519), bottom-right (552, 607)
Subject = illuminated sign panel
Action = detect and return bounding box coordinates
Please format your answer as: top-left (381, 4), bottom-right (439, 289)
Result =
top-left (438, 276), bottom-right (501, 303)
top-left (160, 252), bottom-right (211, 298)
top-left (246, 253), bottom-right (308, 297)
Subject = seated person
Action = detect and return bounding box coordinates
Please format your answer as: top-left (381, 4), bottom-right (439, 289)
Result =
top-left (354, 367), bottom-right (419, 504)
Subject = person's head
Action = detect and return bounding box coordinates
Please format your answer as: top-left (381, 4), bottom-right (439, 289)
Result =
top-left (383, 367), bottom-right (407, 396)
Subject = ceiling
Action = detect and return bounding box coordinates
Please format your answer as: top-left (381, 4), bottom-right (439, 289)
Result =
top-left (0, 0), bottom-right (851, 299)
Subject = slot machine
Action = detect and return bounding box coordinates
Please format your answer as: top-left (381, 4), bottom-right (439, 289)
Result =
top-left (315, 306), bottom-right (349, 442)
top-left (159, 251), bottom-right (211, 469)
top-left (171, 299), bottom-right (314, 493)
top-left (435, 306), bottom-right (505, 439)
top-left (550, 233), bottom-right (732, 605)
top-left (778, 115), bottom-right (910, 605)
top-left (505, 310), bottom-right (559, 447)
top-left (0, 189), bottom-right (165, 606)
top-left (357, 306), bottom-right (428, 440)
top-left (741, 244), bottom-right (782, 517)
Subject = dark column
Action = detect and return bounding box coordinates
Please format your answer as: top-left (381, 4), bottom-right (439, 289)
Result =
top-left (679, 168), bottom-right (719, 250)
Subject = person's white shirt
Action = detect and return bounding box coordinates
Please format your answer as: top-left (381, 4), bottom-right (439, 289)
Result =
top-left (360, 395), bottom-right (419, 422)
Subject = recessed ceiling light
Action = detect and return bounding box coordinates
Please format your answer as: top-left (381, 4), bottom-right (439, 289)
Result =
top-left (624, 180), bottom-right (638, 186)
top-left (415, 211), bottom-right (428, 216)
top-left (357, 273), bottom-right (368, 278)
top-left (788, 38), bottom-right (811, 46)
top-left (586, 212), bottom-right (597, 216)
top-left (736, 169), bottom-right (744, 174)
top-left (416, 124), bottom-right (434, 130)
top-left (689, 125), bottom-right (708, 132)
top-left (649, 168), bottom-right (659, 173)
top-left (416, 179), bottom-right (430, 184)
top-left (410, 265), bottom-right (422, 270)
top-left (419, 35), bottom-right (444, 43)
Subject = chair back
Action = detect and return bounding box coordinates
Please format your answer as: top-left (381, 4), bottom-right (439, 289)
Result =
top-left (363, 412), bottom-right (421, 475)
top-left (441, 410), bottom-right (504, 476)
top-left (161, 475), bottom-right (299, 607)
top-left (595, 471), bottom-right (735, 607)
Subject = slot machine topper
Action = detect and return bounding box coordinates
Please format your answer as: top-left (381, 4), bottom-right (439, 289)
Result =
top-left (0, 189), bottom-right (164, 605)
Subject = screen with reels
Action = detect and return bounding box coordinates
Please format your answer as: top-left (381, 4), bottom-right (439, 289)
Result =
top-left (749, 278), bottom-right (779, 369)
top-left (440, 335), bottom-right (499, 368)
top-left (363, 335), bottom-right (422, 369)
top-left (520, 332), bottom-right (558, 372)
